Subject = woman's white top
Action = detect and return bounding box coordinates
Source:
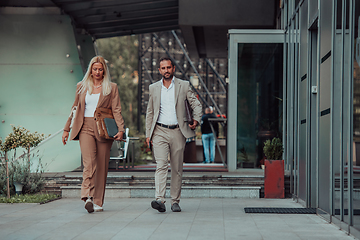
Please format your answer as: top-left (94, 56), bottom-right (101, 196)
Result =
top-left (84, 91), bottom-right (100, 117)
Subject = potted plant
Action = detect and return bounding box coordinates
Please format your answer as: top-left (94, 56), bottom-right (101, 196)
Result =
top-left (263, 137), bottom-right (284, 198)
top-left (0, 126), bottom-right (46, 197)
top-left (10, 159), bottom-right (29, 194)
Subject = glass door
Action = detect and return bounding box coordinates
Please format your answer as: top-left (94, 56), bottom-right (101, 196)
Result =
top-left (228, 30), bottom-right (284, 171)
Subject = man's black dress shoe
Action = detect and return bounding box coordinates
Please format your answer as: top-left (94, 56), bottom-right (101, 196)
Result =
top-left (151, 200), bottom-right (166, 212)
top-left (171, 203), bottom-right (181, 212)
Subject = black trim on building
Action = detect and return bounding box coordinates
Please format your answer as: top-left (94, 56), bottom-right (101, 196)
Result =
top-left (301, 74), bottom-right (307, 81)
top-left (321, 51), bottom-right (331, 63)
top-left (320, 108), bottom-right (331, 116)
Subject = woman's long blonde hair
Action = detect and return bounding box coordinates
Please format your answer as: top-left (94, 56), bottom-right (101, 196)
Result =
top-left (78, 56), bottom-right (112, 95)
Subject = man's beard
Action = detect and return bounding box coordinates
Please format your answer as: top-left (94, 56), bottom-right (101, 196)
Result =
top-left (163, 73), bottom-right (173, 80)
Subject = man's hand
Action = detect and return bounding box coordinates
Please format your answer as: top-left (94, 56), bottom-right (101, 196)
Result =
top-left (114, 131), bottom-right (124, 141)
top-left (189, 120), bottom-right (198, 130)
top-left (62, 131), bottom-right (69, 145)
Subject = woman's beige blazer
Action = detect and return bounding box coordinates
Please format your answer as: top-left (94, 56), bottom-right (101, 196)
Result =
top-left (64, 82), bottom-right (125, 142)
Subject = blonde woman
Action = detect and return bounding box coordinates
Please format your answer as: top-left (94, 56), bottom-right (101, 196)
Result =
top-left (62, 56), bottom-right (124, 213)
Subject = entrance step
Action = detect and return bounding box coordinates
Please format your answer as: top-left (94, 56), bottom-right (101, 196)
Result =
top-left (61, 185), bottom-right (261, 198)
top-left (43, 173), bottom-right (264, 199)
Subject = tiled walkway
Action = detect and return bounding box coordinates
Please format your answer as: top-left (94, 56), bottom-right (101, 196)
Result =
top-left (0, 198), bottom-right (356, 240)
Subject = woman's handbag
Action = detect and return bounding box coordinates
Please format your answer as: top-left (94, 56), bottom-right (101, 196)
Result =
top-left (69, 106), bottom-right (77, 129)
top-left (94, 107), bottom-right (117, 139)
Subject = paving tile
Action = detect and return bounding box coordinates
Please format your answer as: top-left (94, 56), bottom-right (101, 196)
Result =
top-left (224, 233), bottom-right (264, 240)
top-left (72, 225), bottom-right (120, 240)
top-left (130, 188), bottom-right (154, 198)
top-left (0, 220), bottom-right (35, 236)
top-left (4, 221), bottom-right (61, 240)
top-left (104, 188), bottom-right (131, 198)
top-left (148, 222), bottom-right (192, 240)
top-left (209, 189), bottom-right (233, 198)
top-left (187, 223), bottom-right (225, 240)
top-left (0, 198), bottom-right (357, 240)
top-left (261, 232), bottom-right (302, 240)
top-left (182, 189), bottom-right (210, 198)
top-left (37, 222), bottom-right (98, 240)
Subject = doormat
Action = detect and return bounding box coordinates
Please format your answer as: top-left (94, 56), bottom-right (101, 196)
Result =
top-left (244, 207), bottom-right (316, 214)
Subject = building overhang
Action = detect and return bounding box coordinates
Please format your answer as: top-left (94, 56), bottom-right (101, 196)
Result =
top-left (179, 0), bottom-right (279, 58)
top-left (1, 0), bottom-right (279, 58)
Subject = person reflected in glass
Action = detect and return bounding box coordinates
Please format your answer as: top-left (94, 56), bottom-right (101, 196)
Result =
top-left (62, 56), bottom-right (125, 213)
top-left (201, 107), bottom-right (218, 163)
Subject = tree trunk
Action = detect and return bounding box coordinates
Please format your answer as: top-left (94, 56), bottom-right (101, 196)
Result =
top-left (28, 147), bottom-right (31, 171)
top-left (6, 152), bottom-right (10, 198)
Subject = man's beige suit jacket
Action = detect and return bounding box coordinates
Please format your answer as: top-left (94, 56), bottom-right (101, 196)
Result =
top-left (146, 77), bottom-right (202, 140)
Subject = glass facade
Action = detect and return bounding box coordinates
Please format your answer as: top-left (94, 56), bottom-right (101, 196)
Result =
top-left (236, 43), bottom-right (283, 169)
top-left (282, 0), bottom-right (359, 236)
top-left (228, 0), bottom-right (360, 237)
top-left (353, 0), bottom-right (360, 231)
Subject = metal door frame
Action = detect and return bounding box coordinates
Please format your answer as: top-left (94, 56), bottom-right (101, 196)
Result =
top-left (227, 30), bottom-right (285, 172)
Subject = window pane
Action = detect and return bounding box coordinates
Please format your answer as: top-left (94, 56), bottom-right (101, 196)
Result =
top-left (237, 43), bottom-right (283, 169)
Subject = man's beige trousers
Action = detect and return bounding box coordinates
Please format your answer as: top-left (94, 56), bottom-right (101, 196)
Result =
top-left (152, 125), bottom-right (186, 204)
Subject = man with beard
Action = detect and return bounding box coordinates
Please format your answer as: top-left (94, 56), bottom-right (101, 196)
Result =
top-left (146, 57), bottom-right (202, 212)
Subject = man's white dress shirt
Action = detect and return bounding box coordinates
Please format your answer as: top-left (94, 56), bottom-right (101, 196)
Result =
top-left (157, 77), bottom-right (178, 125)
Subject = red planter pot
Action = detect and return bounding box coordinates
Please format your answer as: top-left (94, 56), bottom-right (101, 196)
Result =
top-left (264, 159), bottom-right (284, 198)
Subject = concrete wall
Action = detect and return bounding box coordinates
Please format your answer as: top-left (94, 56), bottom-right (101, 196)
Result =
top-left (0, 8), bottom-right (95, 172)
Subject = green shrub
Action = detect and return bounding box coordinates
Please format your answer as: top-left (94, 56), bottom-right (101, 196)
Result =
top-left (0, 162), bottom-right (6, 196)
top-left (0, 125), bottom-right (47, 196)
top-left (263, 137), bottom-right (284, 160)
top-left (0, 193), bottom-right (60, 203)
top-left (0, 155), bottom-right (44, 196)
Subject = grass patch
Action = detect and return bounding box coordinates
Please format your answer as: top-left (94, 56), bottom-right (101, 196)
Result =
top-left (0, 193), bottom-right (61, 204)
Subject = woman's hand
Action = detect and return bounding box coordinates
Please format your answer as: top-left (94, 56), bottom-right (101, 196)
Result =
top-left (62, 131), bottom-right (69, 145)
top-left (114, 131), bottom-right (124, 141)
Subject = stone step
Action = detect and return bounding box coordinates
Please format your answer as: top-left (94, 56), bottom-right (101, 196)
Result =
top-left (48, 181), bottom-right (263, 188)
top-left (54, 175), bottom-right (264, 181)
top-left (61, 185), bottom-right (261, 199)
top-left (44, 173), bottom-right (265, 198)
top-left (44, 175), bottom-right (264, 186)
top-left (43, 172), bottom-right (293, 198)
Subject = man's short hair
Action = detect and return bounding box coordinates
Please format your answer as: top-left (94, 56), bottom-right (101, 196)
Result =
top-left (159, 56), bottom-right (174, 67)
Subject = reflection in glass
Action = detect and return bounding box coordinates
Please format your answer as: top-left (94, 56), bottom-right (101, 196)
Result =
top-left (237, 43), bottom-right (283, 169)
top-left (353, 34), bottom-right (360, 229)
top-left (353, 3), bottom-right (360, 229)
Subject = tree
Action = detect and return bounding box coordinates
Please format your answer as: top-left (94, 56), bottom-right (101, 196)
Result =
top-left (96, 36), bottom-right (139, 134)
